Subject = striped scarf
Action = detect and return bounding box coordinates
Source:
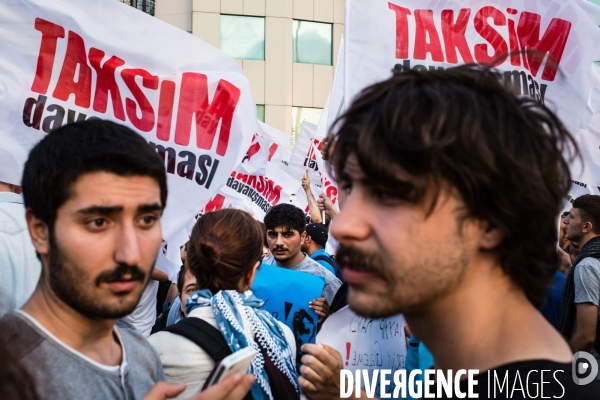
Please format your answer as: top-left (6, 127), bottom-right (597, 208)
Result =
top-left (186, 289), bottom-right (299, 400)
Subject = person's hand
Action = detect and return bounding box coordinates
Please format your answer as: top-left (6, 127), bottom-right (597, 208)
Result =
top-left (318, 194), bottom-right (339, 219)
top-left (299, 344), bottom-right (345, 400)
top-left (309, 297), bottom-right (330, 327)
top-left (142, 373), bottom-right (255, 400)
top-left (558, 247), bottom-right (572, 275)
top-left (302, 169), bottom-right (311, 191)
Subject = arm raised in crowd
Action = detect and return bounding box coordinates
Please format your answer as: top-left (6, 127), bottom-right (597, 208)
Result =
top-left (142, 373), bottom-right (255, 400)
top-left (303, 170), bottom-right (323, 224)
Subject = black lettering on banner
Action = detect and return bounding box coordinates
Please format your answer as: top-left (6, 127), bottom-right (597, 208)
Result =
top-left (395, 59), bottom-right (547, 104)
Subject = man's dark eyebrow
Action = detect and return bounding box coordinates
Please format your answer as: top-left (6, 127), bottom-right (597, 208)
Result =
top-left (138, 203), bottom-right (163, 213)
top-left (76, 205), bottom-right (123, 216)
top-left (76, 203), bottom-right (162, 216)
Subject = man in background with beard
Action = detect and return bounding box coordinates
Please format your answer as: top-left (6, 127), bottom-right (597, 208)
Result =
top-left (0, 120), bottom-right (254, 400)
top-left (298, 65), bottom-right (600, 398)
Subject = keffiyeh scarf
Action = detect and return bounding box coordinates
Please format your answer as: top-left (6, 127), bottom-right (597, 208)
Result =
top-left (186, 289), bottom-right (299, 400)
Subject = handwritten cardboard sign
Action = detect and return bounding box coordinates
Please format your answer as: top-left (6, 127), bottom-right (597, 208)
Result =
top-left (317, 306), bottom-right (408, 398)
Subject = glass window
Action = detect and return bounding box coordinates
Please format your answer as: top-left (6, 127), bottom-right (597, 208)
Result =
top-left (591, 0), bottom-right (600, 25)
top-left (292, 20), bottom-right (332, 66)
top-left (257, 105), bottom-right (265, 123)
top-left (292, 107), bottom-right (323, 143)
top-left (119, 0), bottom-right (154, 15)
top-left (221, 15), bottom-right (265, 60)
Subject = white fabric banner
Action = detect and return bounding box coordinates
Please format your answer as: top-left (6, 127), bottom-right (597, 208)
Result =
top-left (344, 0), bottom-right (600, 135)
top-left (196, 121), bottom-right (300, 222)
top-left (290, 121), bottom-right (340, 216)
top-left (0, 0), bottom-right (257, 267)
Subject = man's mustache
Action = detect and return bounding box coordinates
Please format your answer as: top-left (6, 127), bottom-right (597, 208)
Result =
top-left (95, 263), bottom-right (146, 286)
top-left (336, 244), bottom-right (392, 281)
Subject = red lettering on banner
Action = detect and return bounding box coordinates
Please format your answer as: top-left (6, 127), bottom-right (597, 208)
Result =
top-left (414, 10), bottom-right (444, 62)
top-left (387, 3), bottom-right (572, 81)
top-left (32, 18), bottom-right (65, 94)
top-left (246, 141), bottom-right (261, 162)
top-left (263, 180), bottom-right (281, 204)
top-left (52, 31), bottom-right (92, 107)
top-left (89, 48), bottom-right (126, 121)
top-left (203, 193), bottom-right (225, 213)
top-left (441, 9), bottom-right (474, 64)
top-left (25, 18), bottom-right (243, 157)
top-left (122, 68), bottom-right (158, 132)
top-left (507, 12), bottom-right (520, 66)
top-left (388, 3), bottom-right (412, 59)
top-left (268, 143), bottom-right (278, 162)
top-left (474, 6), bottom-right (508, 66)
top-left (516, 12), bottom-right (571, 81)
top-left (256, 176), bottom-right (265, 192)
top-left (231, 172), bottom-right (281, 205)
top-left (157, 80), bottom-right (176, 141)
top-left (175, 73), bottom-right (241, 157)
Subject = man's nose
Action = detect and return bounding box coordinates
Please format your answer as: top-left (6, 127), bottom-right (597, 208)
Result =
top-left (275, 233), bottom-right (285, 246)
top-left (115, 223), bottom-right (141, 266)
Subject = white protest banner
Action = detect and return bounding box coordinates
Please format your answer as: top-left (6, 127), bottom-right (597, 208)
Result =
top-left (318, 36), bottom-right (346, 140)
top-left (198, 122), bottom-right (300, 221)
top-left (257, 121), bottom-right (293, 168)
top-left (344, 0), bottom-right (600, 136)
top-left (317, 306), bottom-right (408, 398)
top-left (0, 0), bottom-right (256, 267)
top-left (568, 63), bottom-right (600, 202)
top-left (290, 121), bottom-right (339, 216)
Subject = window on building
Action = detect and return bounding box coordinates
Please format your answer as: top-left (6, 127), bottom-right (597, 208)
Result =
top-left (292, 107), bottom-right (323, 143)
top-left (292, 20), bottom-right (333, 66)
top-left (220, 15), bottom-right (265, 60)
top-left (118, 0), bottom-right (154, 16)
top-left (257, 105), bottom-right (265, 123)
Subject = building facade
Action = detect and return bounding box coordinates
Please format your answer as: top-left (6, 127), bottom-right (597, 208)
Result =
top-left (154, 0), bottom-right (344, 136)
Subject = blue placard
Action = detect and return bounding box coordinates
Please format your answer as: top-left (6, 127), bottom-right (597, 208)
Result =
top-left (252, 264), bottom-right (325, 365)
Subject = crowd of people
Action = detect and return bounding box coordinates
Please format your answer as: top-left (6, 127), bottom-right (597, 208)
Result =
top-left (2, 64), bottom-right (600, 399)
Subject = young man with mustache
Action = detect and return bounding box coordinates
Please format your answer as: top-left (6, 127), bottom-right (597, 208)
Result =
top-left (298, 65), bottom-right (600, 398)
top-left (0, 120), bottom-right (254, 400)
top-left (263, 204), bottom-right (342, 322)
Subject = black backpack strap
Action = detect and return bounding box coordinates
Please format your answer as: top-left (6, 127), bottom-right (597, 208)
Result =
top-left (312, 255), bottom-right (335, 268)
top-left (164, 317), bottom-right (233, 363)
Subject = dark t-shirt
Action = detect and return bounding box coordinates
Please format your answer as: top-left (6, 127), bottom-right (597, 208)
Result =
top-left (437, 360), bottom-right (600, 399)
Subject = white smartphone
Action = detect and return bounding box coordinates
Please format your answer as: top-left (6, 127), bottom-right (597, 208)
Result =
top-left (204, 346), bottom-right (257, 388)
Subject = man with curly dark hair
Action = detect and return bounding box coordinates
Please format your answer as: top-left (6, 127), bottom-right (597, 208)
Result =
top-left (298, 65), bottom-right (600, 399)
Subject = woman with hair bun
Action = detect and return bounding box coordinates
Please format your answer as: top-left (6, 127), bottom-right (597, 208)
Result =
top-left (149, 209), bottom-right (299, 400)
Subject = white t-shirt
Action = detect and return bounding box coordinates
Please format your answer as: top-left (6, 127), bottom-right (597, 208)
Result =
top-left (121, 280), bottom-right (159, 337)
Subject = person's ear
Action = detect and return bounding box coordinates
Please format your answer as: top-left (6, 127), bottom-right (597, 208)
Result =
top-left (301, 231), bottom-right (307, 245)
top-left (26, 209), bottom-right (50, 257)
top-left (478, 221), bottom-right (503, 250)
top-left (246, 261), bottom-right (261, 288)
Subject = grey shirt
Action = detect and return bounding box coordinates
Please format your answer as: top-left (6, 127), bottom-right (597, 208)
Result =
top-left (0, 311), bottom-right (164, 400)
top-left (574, 256), bottom-right (600, 378)
top-left (264, 253), bottom-right (342, 304)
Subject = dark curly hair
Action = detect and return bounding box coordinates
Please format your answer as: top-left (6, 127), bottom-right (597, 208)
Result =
top-left (186, 209), bottom-right (263, 294)
top-left (572, 195), bottom-right (600, 235)
top-left (330, 64), bottom-right (578, 308)
top-left (264, 203), bottom-right (306, 234)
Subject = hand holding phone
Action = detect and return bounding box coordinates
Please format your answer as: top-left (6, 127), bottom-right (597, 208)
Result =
top-left (203, 346), bottom-right (257, 390)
